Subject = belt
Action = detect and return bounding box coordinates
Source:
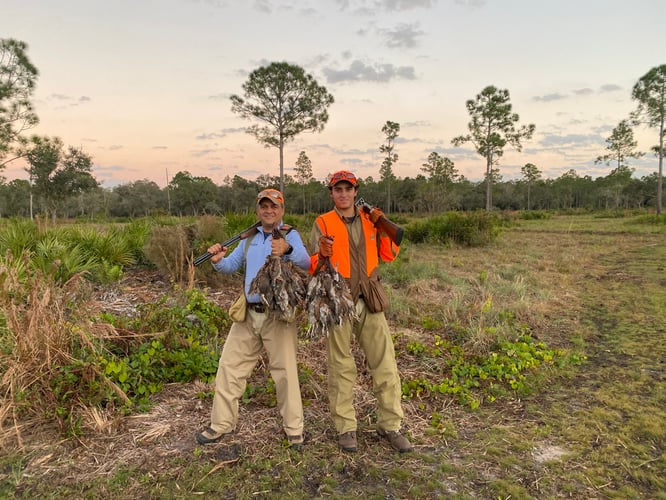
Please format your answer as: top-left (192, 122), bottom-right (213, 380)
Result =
top-left (247, 303), bottom-right (266, 313)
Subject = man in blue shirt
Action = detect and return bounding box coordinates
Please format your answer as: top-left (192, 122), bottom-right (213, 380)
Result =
top-left (196, 189), bottom-right (310, 450)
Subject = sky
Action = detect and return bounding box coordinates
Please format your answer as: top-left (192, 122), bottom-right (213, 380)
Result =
top-left (2, 0), bottom-right (665, 189)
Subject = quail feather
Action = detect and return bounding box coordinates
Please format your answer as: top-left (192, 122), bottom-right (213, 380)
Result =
top-left (305, 257), bottom-right (357, 339)
top-left (249, 254), bottom-right (310, 323)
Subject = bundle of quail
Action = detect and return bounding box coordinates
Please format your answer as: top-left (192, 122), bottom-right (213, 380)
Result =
top-left (249, 229), bottom-right (310, 323)
top-left (305, 256), bottom-right (357, 339)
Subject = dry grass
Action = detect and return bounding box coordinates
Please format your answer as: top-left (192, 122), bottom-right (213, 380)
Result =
top-left (0, 254), bottom-right (134, 446)
top-left (142, 225), bottom-right (192, 285)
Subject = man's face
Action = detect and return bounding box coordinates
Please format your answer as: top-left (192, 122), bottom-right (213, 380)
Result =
top-left (330, 182), bottom-right (357, 209)
top-left (257, 199), bottom-right (284, 227)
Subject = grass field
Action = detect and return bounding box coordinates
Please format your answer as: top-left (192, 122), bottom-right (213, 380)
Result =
top-left (1, 214), bottom-right (664, 499)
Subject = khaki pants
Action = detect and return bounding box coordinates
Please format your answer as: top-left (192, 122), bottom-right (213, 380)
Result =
top-left (326, 299), bottom-right (404, 434)
top-left (209, 309), bottom-right (304, 437)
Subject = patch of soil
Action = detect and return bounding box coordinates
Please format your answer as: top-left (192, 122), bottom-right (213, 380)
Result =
top-left (532, 444), bottom-right (568, 463)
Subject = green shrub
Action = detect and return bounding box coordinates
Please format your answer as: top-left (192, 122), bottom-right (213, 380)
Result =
top-left (400, 334), bottom-right (578, 408)
top-left (0, 219), bottom-right (41, 256)
top-left (114, 220), bottom-right (153, 266)
top-left (192, 215), bottom-right (227, 257)
top-left (632, 213), bottom-right (666, 225)
top-left (0, 219), bottom-right (150, 284)
top-left (99, 288), bottom-right (230, 404)
top-left (100, 337), bottom-right (218, 404)
top-left (403, 219), bottom-right (430, 244)
top-left (405, 212), bottom-right (500, 246)
top-left (104, 288), bottom-right (229, 347)
top-left (284, 213), bottom-right (316, 235)
top-left (223, 212), bottom-right (259, 235)
top-left (519, 210), bottom-right (551, 220)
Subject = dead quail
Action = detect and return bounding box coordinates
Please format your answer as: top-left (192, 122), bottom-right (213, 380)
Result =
top-left (249, 228), bottom-right (310, 323)
top-left (305, 257), bottom-right (357, 338)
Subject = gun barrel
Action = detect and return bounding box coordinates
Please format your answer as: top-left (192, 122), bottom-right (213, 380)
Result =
top-left (193, 221), bottom-right (261, 267)
top-left (193, 253), bottom-right (213, 267)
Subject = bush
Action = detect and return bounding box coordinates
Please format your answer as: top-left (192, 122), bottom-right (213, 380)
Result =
top-left (0, 245), bottom-right (232, 440)
top-left (399, 332), bottom-right (577, 409)
top-left (98, 288), bottom-right (229, 404)
top-left (0, 254), bottom-right (123, 437)
top-left (0, 219), bottom-right (151, 284)
top-left (405, 212), bottom-right (500, 246)
top-left (519, 210), bottom-right (551, 220)
top-left (632, 213), bottom-right (666, 225)
top-left (192, 215), bottom-right (227, 257)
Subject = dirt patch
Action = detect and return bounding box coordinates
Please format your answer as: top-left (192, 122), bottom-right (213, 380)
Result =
top-left (532, 444), bottom-right (568, 463)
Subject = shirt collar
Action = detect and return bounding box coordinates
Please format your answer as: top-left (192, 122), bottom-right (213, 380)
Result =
top-left (334, 206), bottom-right (358, 222)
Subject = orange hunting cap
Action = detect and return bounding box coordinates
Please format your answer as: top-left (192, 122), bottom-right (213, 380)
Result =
top-left (257, 188), bottom-right (284, 206)
top-left (328, 170), bottom-right (358, 188)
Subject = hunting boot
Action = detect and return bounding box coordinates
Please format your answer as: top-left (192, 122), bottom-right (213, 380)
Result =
top-left (377, 429), bottom-right (413, 453)
top-left (196, 427), bottom-right (232, 445)
top-left (338, 431), bottom-right (357, 452)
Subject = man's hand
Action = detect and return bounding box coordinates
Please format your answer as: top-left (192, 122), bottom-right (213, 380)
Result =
top-left (271, 237), bottom-right (291, 256)
top-left (369, 207), bottom-right (385, 225)
top-left (318, 235), bottom-right (333, 258)
top-left (207, 244), bottom-right (227, 264)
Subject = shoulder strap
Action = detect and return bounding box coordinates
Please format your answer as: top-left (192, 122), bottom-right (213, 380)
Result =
top-left (317, 214), bottom-right (330, 236)
top-left (243, 231), bottom-right (257, 262)
top-left (279, 223), bottom-right (294, 236)
top-left (243, 224), bottom-right (293, 261)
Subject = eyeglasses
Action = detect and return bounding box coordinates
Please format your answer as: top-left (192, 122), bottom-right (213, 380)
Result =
top-left (329, 171), bottom-right (357, 186)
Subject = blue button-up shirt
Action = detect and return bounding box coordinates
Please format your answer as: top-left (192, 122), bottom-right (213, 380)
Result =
top-left (212, 224), bottom-right (311, 303)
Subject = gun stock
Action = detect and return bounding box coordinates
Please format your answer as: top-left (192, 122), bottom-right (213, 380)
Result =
top-left (193, 221), bottom-right (261, 267)
top-left (355, 198), bottom-right (404, 246)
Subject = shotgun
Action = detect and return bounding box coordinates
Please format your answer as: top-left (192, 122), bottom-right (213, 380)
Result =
top-left (355, 198), bottom-right (404, 246)
top-left (193, 221), bottom-right (261, 267)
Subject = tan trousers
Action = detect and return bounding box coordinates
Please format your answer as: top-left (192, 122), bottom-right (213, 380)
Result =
top-left (209, 309), bottom-right (304, 437)
top-left (326, 299), bottom-right (404, 434)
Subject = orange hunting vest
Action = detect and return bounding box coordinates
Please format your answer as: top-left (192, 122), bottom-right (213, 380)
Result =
top-left (312, 210), bottom-right (398, 278)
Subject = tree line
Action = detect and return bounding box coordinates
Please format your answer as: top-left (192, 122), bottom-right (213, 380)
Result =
top-left (0, 164), bottom-right (662, 219)
top-left (2, 37), bottom-right (665, 218)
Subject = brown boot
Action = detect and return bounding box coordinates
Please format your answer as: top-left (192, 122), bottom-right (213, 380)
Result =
top-left (287, 434), bottom-right (304, 451)
top-left (196, 427), bottom-right (232, 445)
top-left (338, 431), bottom-right (357, 452)
top-left (377, 428), bottom-right (413, 453)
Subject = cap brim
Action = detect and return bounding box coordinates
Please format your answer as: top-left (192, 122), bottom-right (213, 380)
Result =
top-left (257, 197), bottom-right (283, 205)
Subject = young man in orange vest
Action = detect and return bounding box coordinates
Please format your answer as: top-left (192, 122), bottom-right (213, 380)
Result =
top-left (309, 170), bottom-right (412, 453)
